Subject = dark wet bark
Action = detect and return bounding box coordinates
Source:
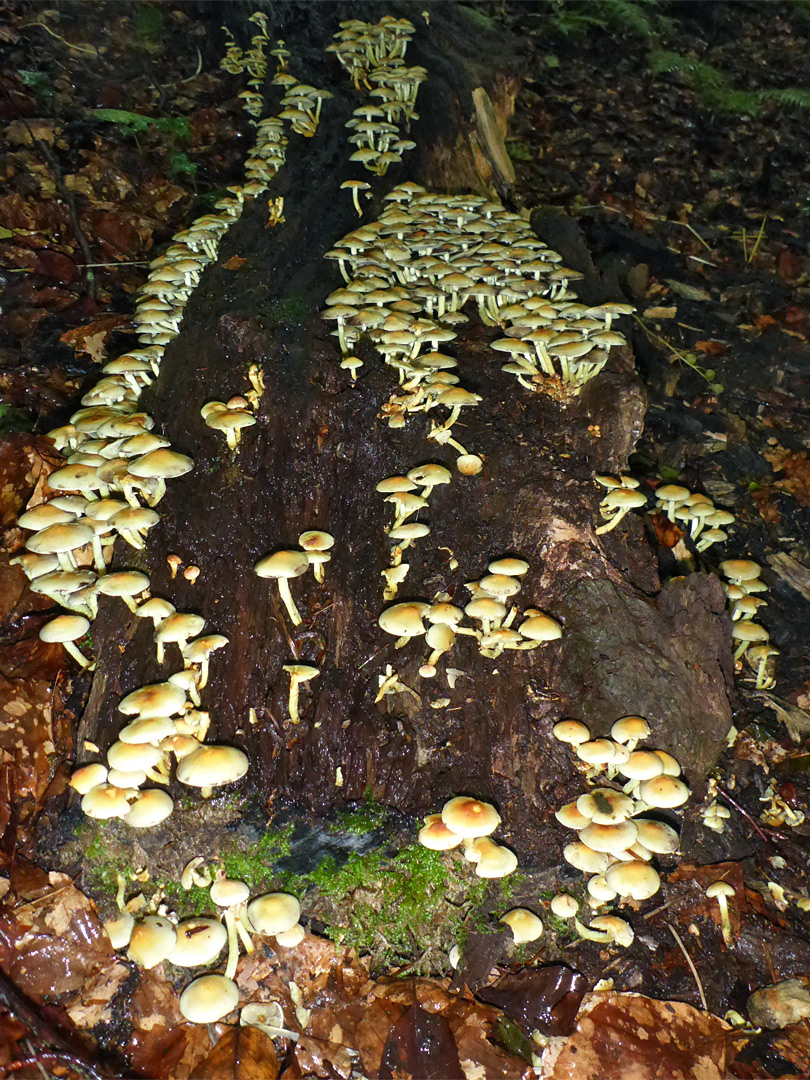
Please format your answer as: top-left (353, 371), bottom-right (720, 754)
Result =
top-left (73, 2), bottom-right (733, 857)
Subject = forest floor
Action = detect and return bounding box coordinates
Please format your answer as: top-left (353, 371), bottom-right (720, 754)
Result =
top-left (0, 1), bottom-right (810, 1077)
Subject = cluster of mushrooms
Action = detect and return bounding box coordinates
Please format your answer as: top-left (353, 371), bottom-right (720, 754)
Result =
top-left (377, 554), bottom-right (561, 680)
top-left (329, 18), bottom-right (423, 178)
top-left (720, 559), bottom-right (778, 688)
top-left (593, 477), bottom-right (777, 689)
top-left (104, 861), bottom-right (303, 1025)
top-left (418, 795), bottom-right (517, 878)
top-left (549, 715), bottom-right (690, 943)
top-left (16, 21), bottom-right (324, 837)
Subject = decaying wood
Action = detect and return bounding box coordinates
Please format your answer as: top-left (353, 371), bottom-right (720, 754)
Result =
top-left (68, 3), bottom-right (733, 860)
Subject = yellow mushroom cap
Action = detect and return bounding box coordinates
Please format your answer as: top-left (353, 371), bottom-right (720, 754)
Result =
top-left (518, 614), bottom-right (562, 642)
top-left (619, 750), bottom-right (665, 781)
top-left (610, 716), bottom-right (650, 745)
top-left (247, 892), bottom-right (300, 936)
top-left (550, 893), bottom-right (579, 918)
top-left (500, 908), bottom-right (543, 943)
top-left (576, 739), bottom-right (617, 765)
top-left (210, 878), bottom-right (250, 907)
top-left (441, 795), bottom-right (501, 838)
top-left (553, 720), bottom-right (590, 746)
top-left (555, 801), bottom-right (590, 830)
top-left (638, 775), bottom-right (690, 808)
top-left (119, 716), bottom-right (177, 744)
top-left (590, 915), bottom-right (634, 947)
top-left (275, 923), bottom-right (306, 948)
top-left (70, 763), bottom-right (108, 795)
top-left (418, 814), bottom-right (464, 850)
top-left (119, 682), bottom-right (186, 718)
top-left (81, 783), bottom-right (133, 819)
top-left (634, 818), bottom-right (680, 854)
top-left (176, 746), bottom-right (248, 789)
top-left (563, 842), bottom-right (609, 874)
top-left (605, 860), bottom-right (661, 900)
top-left (298, 530), bottom-right (335, 551)
top-left (469, 837), bottom-right (518, 878)
top-left (576, 788), bottom-right (634, 825)
top-left (580, 819), bottom-right (638, 854)
top-left (125, 789), bottom-right (173, 828)
top-left (255, 550), bottom-right (309, 580)
top-left (487, 557), bottom-right (529, 577)
top-left (179, 974), bottom-right (239, 1024)
top-left (127, 915), bottom-right (177, 968)
top-left (169, 918), bottom-right (227, 967)
top-left (378, 601), bottom-right (430, 639)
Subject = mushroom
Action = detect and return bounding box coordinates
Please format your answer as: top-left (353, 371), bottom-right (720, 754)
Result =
top-left (378, 601), bottom-right (429, 648)
top-left (176, 745), bottom-right (249, 798)
top-left (595, 489), bottom-right (647, 534)
top-left (154, 611), bottom-right (206, 664)
top-left (39, 615), bottom-right (93, 668)
top-left (298, 531), bottom-right (335, 583)
top-left (240, 1002), bottom-right (299, 1041)
top-left (127, 915), bottom-right (177, 968)
top-left (169, 918), bottom-right (228, 967)
top-left (125, 789), bottom-right (174, 829)
top-left (247, 892), bottom-right (301, 939)
top-left (282, 664), bottom-right (320, 723)
top-left (210, 872), bottom-right (253, 980)
top-left (550, 894), bottom-right (579, 919)
top-left (341, 180), bottom-right (371, 216)
top-left (441, 795), bottom-right (501, 837)
top-left (574, 915), bottom-right (634, 947)
top-left (179, 974), bottom-right (239, 1024)
top-left (418, 813), bottom-right (464, 850)
top-left (705, 880), bottom-right (735, 946)
top-left (182, 634), bottom-right (229, 688)
top-left (500, 908), bottom-right (543, 944)
top-left (255, 550), bottom-right (310, 625)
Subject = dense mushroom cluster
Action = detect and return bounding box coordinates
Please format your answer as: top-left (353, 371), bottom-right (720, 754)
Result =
top-left (721, 558), bottom-right (778, 687)
top-left (552, 715), bottom-right (689, 939)
top-left (418, 795), bottom-right (518, 879)
top-left (100, 859), bottom-right (302, 1023)
top-left (377, 554), bottom-right (561, 678)
top-left (15, 17), bottom-right (330, 837)
top-left (329, 17), bottom-right (422, 177)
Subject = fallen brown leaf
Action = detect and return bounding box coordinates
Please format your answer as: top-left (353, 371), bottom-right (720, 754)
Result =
top-left (223, 255), bottom-right (247, 271)
top-left (190, 1026), bottom-right (278, 1080)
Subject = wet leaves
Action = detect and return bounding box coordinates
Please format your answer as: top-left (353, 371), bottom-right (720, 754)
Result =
top-left (540, 992), bottom-right (732, 1080)
top-left (477, 966), bottom-right (588, 1037)
top-left (379, 1001), bottom-right (461, 1080)
top-left (190, 1026), bottom-right (279, 1080)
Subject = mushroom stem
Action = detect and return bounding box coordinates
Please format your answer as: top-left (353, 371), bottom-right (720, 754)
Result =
top-left (287, 678), bottom-right (301, 724)
top-left (63, 640), bottom-right (92, 669)
top-left (223, 908), bottom-right (240, 980)
top-left (595, 506), bottom-right (631, 535)
top-left (91, 535), bottom-right (107, 575)
top-left (573, 917), bottom-right (611, 943)
top-left (120, 529), bottom-right (145, 550)
top-left (277, 579), bottom-right (302, 626)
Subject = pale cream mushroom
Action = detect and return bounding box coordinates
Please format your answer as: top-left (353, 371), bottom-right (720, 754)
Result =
top-left (127, 915), bottom-right (177, 968)
top-left (418, 813), bottom-right (464, 850)
top-left (550, 894), bottom-right (579, 919)
top-left (247, 892), bottom-right (301, 938)
top-left (210, 872), bottom-right (253, 980)
top-left (119, 682), bottom-right (186, 719)
top-left (182, 634), bottom-right (229, 689)
top-left (500, 908), bottom-right (543, 943)
top-left (27, 522), bottom-right (94, 572)
top-left (298, 530), bottom-right (335, 583)
top-left (595, 488), bottom-right (647, 535)
top-left (255, 550), bottom-right (310, 625)
top-left (378, 601), bottom-right (430, 648)
top-left (169, 918), bottom-right (228, 967)
top-left (81, 783), bottom-right (135, 820)
top-left (282, 664), bottom-right (320, 723)
top-left (176, 745), bottom-right (248, 798)
top-left (125, 789), bottom-right (173, 829)
top-left (705, 880), bottom-right (735, 946)
top-left (441, 795), bottom-right (501, 838)
top-left (468, 837), bottom-right (517, 878)
top-left (70, 763), bottom-right (108, 795)
top-left (127, 448), bottom-right (193, 506)
top-left (179, 974), bottom-right (239, 1024)
top-left (39, 613), bottom-right (94, 668)
top-left (97, 570), bottom-right (150, 612)
top-left (154, 611), bottom-right (206, 664)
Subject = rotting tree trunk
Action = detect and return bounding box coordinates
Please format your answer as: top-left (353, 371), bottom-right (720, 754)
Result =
top-left (72, 2), bottom-right (733, 859)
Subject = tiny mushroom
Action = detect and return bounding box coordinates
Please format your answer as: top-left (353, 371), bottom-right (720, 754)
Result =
top-left (282, 664), bottom-right (320, 723)
top-left (705, 880), bottom-right (735, 946)
top-left (179, 974), bottom-right (239, 1024)
top-left (500, 908), bottom-right (543, 944)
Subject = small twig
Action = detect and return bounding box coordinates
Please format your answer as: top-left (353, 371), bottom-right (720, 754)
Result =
top-left (642, 896), bottom-right (679, 920)
top-left (667, 922), bottom-right (707, 1011)
top-left (357, 645), bottom-right (388, 671)
top-left (182, 47), bottom-right (204, 83)
top-left (748, 213), bottom-right (767, 263)
top-left (16, 114), bottom-right (97, 298)
top-left (715, 785), bottom-right (784, 846)
top-left (672, 219), bottom-right (713, 253)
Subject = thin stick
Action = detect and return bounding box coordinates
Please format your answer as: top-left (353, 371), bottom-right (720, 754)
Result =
top-left (667, 922), bottom-right (707, 1011)
top-left (748, 214), bottom-right (767, 263)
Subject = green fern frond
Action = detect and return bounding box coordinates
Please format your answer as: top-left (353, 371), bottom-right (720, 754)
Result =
top-left (761, 86), bottom-right (810, 109)
top-left (649, 51), bottom-right (725, 89)
top-left (600, 0), bottom-right (658, 37)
